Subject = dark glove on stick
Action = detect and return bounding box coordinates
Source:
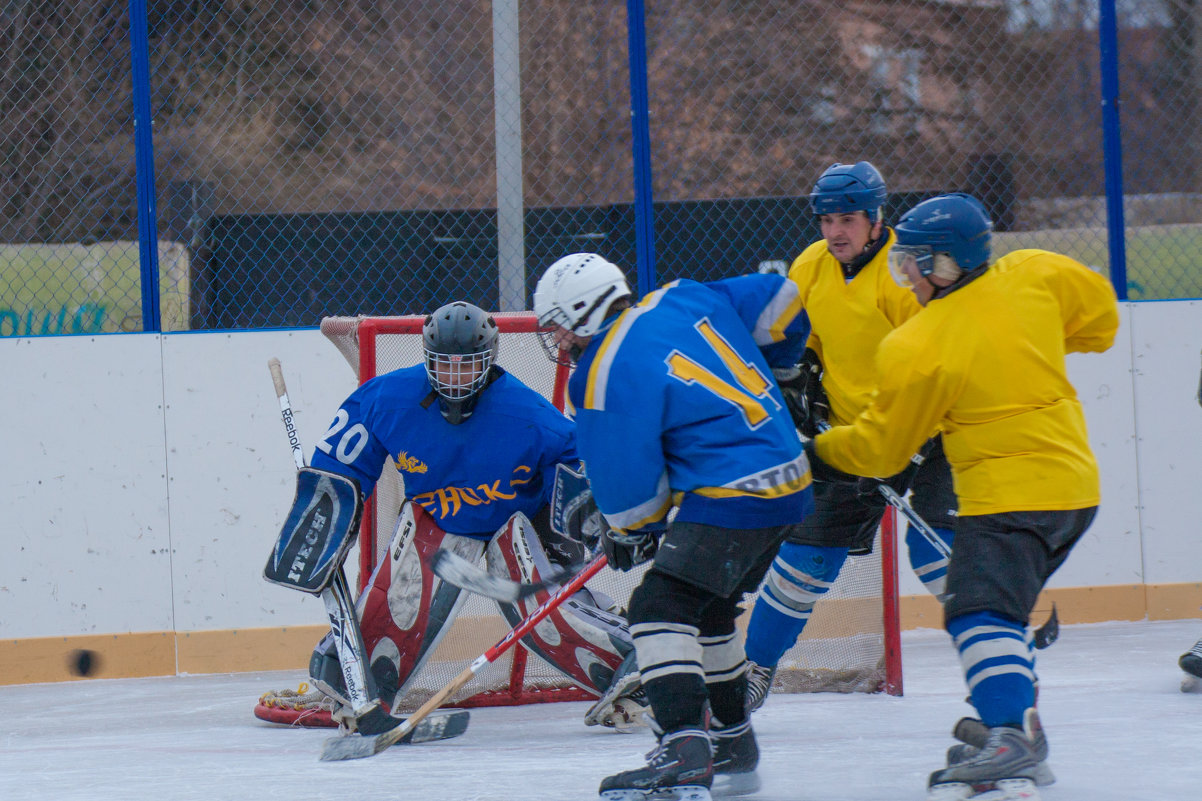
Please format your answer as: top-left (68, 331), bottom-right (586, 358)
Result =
top-left (803, 439), bottom-right (859, 485)
top-left (602, 528), bottom-right (659, 572)
top-left (773, 348), bottom-right (828, 439)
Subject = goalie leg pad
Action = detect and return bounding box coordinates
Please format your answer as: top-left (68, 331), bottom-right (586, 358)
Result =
top-left (487, 511), bottom-right (631, 695)
top-left (263, 467), bottom-right (362, 593)
top-left (353, 502), bottom-right (484, 710)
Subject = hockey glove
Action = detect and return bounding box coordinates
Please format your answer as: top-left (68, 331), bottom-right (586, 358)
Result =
top-left (803, 439), bottom-right (858, 485)
top-left (602, 528), bottom-right (659, 572)
top-left (773, 348), bottom-right (828, 439)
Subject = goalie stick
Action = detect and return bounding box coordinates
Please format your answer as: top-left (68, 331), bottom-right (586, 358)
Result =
top-left (878, 483), bottom-right (1060, 650)
top-left (320, 554), bottom-right (610, 761)
top-left (266, 358), bottom-right (469, 744)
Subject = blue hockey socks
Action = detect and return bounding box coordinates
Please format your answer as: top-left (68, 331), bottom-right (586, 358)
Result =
top-left (947, 610), bottom-right (1036, 728)
top-left (744, 543), bottom-right (848, 668)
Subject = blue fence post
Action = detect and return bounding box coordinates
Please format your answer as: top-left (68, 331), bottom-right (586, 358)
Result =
top-left (129, 0), bottom-right (162, 331)
top-left (626, 0), bottom-right (656, 297)
top-left (1098, 0), bottom-right (1127, 301)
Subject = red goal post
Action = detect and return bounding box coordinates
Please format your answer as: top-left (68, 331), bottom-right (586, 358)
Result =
top-left (320, 312), bottom-right (903, 709)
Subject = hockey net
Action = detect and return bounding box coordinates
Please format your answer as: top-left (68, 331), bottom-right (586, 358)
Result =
top-left (320, 313), bottom-right (902, 711)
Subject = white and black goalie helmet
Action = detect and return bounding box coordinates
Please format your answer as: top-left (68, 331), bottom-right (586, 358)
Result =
top-left (422, 301), bottom-right (500, 424)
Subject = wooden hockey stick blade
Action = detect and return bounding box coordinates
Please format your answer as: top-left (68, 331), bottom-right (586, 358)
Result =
top-left (320, 555), bottom-right (608, 761)
top-left (1032, 604), bottom-right (1059, 650)
top-left (429, 548), bottom-right (576, 601)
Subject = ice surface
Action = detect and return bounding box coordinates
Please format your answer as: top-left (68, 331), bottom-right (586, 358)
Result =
top-left (3, 619), bottom-right (1201, 801)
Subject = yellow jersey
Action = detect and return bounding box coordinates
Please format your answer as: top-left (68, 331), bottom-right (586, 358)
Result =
top-left (787, 228), bottom-right (922, 425)
top-left (815, 249), bottom-right (1119, 515)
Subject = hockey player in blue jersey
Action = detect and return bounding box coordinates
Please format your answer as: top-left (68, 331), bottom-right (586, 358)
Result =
top-left (257, 301), bottom-right (633, 731)
top-left (534, 253), bottom-right (814, 801)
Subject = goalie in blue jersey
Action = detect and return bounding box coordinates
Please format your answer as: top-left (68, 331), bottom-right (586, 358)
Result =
top-left (256, 301), bottom-right (634, 731)
top-left (534, 254), bottom-right (814, 801)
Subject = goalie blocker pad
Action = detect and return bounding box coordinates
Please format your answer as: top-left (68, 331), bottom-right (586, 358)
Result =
top-left (264, 467), bottom-right (362, 594)
top-left (550, 462), bottom-right (607, 550)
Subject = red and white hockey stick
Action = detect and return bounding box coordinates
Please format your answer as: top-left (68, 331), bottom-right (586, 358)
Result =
top-left (320, 553), bottom-right (610, 761)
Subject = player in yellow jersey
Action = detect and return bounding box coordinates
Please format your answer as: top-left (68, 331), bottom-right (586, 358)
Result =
top-left (810, 193), bottom-right (1118, 800)
top-left (743, 162), bottom-right (957, 709)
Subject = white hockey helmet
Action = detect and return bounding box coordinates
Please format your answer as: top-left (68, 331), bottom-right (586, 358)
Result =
top-left (533, 253), bottom-right (632, 339)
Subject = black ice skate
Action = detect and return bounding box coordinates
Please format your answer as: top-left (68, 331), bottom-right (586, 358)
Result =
top-left (927, 709), bottom-right (1045, 800)
top-left (598, 727), bottom-right (713, 801)
top-left (1179, 637), bottom-right (1202, 684)
top-left (743, 661), bottom-right (776, 714)
top-left (711, 718), bottom-right (760, 797)
top-left (945, 715), bottom-right (1054, 787)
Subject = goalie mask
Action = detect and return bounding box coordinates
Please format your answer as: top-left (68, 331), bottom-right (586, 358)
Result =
top-left (422, 301), bottom-right (499, 424)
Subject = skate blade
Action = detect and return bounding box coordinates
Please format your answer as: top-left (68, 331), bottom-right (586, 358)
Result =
top-left (599, 787), bottom-right (712, 801)
top-left (928, 778), bottom-right (1039, 801)
top-left (712, 770), bottom-right (761, 797)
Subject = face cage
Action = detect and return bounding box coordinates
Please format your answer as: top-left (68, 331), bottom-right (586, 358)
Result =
top-left (536, 326), bottom-right (577, 367)
top-left (536, 306), bottom-right (580, 366)
top-left (424, 349), bottom-right (494, 401)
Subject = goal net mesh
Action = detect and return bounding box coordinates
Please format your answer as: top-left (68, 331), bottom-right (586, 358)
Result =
top-left (321, 313), bottom-right (901, 710)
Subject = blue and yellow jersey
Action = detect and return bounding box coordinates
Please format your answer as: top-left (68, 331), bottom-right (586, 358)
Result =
top-left (310, 365), bottom-right (577, 539)
top-left (569, 275), bottom-right (814, 533)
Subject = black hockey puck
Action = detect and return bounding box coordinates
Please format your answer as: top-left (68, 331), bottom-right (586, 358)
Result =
top-left (68, 649), bottom-right (100, 676)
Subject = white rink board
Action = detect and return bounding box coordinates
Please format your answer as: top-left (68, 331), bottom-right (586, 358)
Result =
top-left (1130, 300), bottom-right (1202, 585)
top-left (3, 299), bottom-right (1202, 640)
top-left (1, 334), bottom-right (172, 638)
top-left (159, 329), bottom-right (355, 632)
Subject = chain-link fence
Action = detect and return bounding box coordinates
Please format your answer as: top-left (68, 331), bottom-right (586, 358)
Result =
top-left (2, 1), bottom-right (1198, 336)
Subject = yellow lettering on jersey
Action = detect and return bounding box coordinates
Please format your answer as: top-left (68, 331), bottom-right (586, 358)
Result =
top-left (433, 487), bottom-right (461, 517)
top-left (509, 465), bottom-right (533, 486)
top-left (667, 352), bottom-right (769, 427)
top-left (696, 319), bottom-right (770, 397)
top-left (479, 480), bottom-right (517, 502)
top-left (457, 486), bottom-right (485, 506)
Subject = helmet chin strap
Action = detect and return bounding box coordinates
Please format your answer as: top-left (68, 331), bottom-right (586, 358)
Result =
top-left (929, 264), bottom-right (989, 301)
top-left (841, 231), bottom-right (888, 280)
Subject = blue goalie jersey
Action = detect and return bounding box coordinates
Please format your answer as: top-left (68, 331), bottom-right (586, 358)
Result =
top-left (310, 365), bottom-right (578, 539)
top-left (569, 275), bottom-right (814, 533)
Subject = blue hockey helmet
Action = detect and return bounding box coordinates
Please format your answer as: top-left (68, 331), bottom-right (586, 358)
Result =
top-left (809, 161), bottom-right (888, 222)
top-left (889, 193), bottom-right (993, 287)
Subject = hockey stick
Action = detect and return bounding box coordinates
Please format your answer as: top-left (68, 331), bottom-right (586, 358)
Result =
top-left (878, 483), bottom-right (1059, 649)
top-left (430, 547), bottom-right (594, 602)
top-left (267, 358), bottom-right (469, 742)
top-left (320, 553), bottom-right (610, 761)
